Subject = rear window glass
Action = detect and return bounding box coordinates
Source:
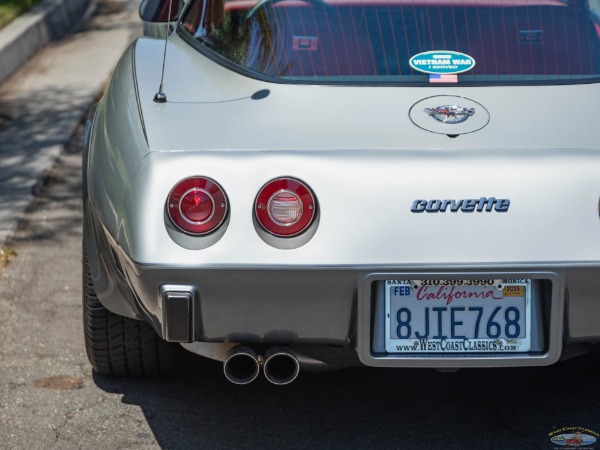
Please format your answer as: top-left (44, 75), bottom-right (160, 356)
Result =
top-left (180, 0), bottom-right (600, 84)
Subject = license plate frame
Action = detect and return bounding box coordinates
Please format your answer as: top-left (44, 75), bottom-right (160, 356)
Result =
top-left (384, 278), bottom-right (532, 354)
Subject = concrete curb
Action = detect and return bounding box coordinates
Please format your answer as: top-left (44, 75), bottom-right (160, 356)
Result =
top-left (0, 0), bottom-right (90, 85)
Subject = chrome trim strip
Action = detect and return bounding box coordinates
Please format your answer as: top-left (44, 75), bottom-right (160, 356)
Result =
top-left (132, 39), bottom-right (149, 146)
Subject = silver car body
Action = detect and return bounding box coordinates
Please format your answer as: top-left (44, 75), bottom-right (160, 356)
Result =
top-left (84, 22), bottom-right (600, 372)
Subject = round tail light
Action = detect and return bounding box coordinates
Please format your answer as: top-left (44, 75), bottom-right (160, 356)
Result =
top-left (255, 178), bottom-right (316, 237)
top-left (167, 177), bottom-right (228, 235)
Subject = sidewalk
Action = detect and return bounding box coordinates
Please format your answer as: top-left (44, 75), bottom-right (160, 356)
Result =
top-left (0, 0), bottom-right (90, 85)
top-left (0, 0), bottom-right (142, 249)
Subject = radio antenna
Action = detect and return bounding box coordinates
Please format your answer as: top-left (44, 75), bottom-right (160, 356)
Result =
top-left (154, 0), bottom-right (174, 103)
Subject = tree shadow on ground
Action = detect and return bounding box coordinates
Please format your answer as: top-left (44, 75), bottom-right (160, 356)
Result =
top-left (93, 348), bottom-right (600, 450)
top-left (1, 115), bottom-right (84, 247)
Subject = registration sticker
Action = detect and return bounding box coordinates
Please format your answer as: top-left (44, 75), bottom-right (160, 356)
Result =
top-left (502, 285), bottom-right (525, 297)
top-left (384, 279), bottom-right (532, 353)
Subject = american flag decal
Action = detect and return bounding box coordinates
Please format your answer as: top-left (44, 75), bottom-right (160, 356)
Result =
top-left (429, 74), bottom-right (459, 83)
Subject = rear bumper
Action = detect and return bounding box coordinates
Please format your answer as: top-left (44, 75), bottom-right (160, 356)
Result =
top-left (87, 212), bottom-right (600, 368)
top-left (128, 263), bottom-right (572, 368)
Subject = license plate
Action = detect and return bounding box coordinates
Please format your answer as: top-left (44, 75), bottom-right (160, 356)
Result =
top-left (384, 279), bottom-right (532, 353)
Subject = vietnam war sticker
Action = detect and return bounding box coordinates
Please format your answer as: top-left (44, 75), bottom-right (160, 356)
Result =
top-left (409, 50), bottom-right (476, 75)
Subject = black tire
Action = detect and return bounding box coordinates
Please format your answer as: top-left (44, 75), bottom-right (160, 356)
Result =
top-left (83, 254), bottom-right (180, 376)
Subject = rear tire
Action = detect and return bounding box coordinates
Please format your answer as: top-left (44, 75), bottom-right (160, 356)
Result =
top-left (83, 254), bottom-right (179, 376)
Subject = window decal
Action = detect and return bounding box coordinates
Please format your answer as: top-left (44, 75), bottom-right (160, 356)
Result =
top-left (410, 51), bottom-right (476, 75)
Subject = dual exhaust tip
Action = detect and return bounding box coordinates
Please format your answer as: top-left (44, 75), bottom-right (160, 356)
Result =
top-left (224, 346), bottom-right (300, 385)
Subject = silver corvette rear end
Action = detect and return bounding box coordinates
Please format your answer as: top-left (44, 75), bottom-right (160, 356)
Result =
top-left (83, 0), bottom-right (600, 381)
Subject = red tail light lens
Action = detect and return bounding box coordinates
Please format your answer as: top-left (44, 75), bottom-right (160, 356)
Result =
top-left (255, 178), bottom-right (316, 237)
top-left (167, 177), bottom-right (227, 235)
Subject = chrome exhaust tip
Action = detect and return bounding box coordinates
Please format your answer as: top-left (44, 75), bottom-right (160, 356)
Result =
top-left (263, 347), bottom-right (300, 385)
top-left (223, 346), bottom-right (260, 385)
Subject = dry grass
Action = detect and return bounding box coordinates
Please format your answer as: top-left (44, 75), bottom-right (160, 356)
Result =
top-left (0, 246), bottom-right (17, 268)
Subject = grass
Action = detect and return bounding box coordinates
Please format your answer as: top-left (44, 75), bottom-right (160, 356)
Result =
top-left (0, 246), bottom-right (17, 268)
top-left (0, 0), bottom-right (40, 30)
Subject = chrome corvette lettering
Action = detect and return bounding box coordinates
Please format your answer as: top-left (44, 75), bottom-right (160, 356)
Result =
top-left (411, 197), bottom-right (510, 213)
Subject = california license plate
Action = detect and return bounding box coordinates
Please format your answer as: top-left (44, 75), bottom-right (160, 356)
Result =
top-left (384, 279), bottom-right (531, 353)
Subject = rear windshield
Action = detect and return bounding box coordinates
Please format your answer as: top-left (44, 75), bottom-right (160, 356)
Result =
top-left (180, 0), bottom-right (600, 84)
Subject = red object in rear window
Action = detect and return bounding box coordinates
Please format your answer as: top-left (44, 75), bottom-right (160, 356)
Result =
top-left (255, 178), bottom-right (316, 237)
top-left (168, 177), bottom-right (228, 235)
